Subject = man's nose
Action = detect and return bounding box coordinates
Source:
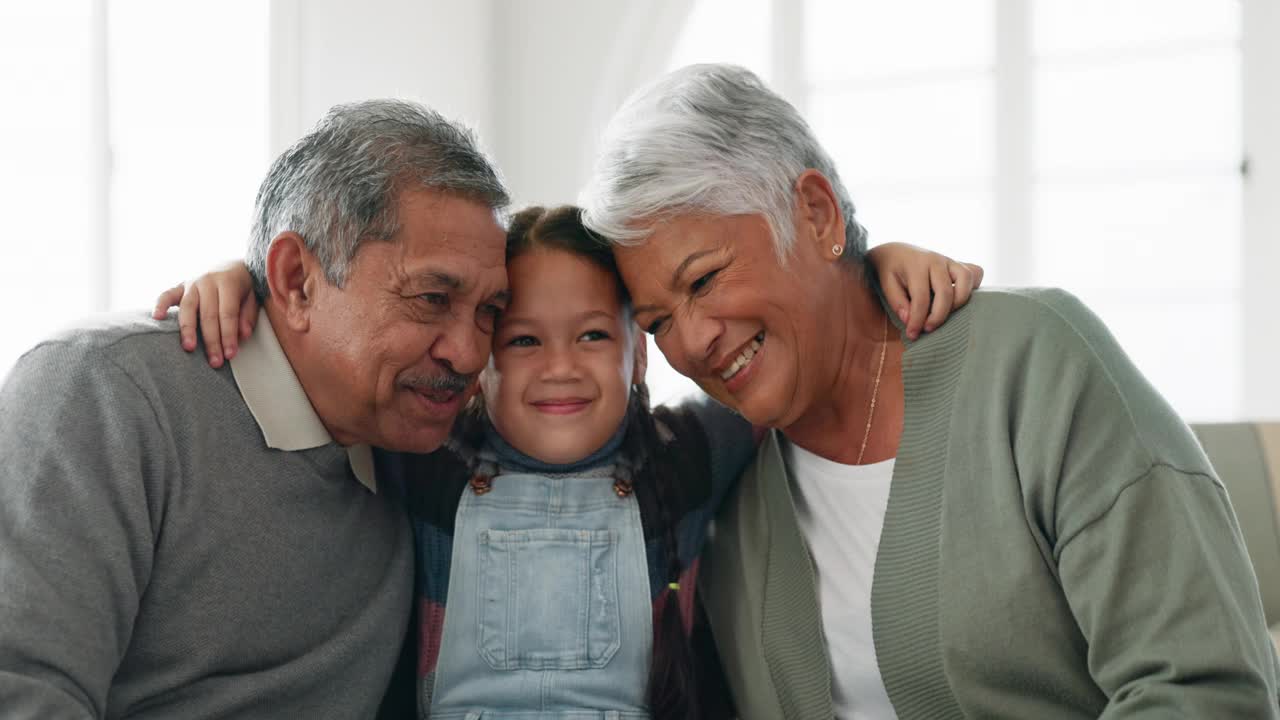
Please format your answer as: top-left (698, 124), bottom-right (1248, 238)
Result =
top-left (430, 317), bottom-right (490, 377)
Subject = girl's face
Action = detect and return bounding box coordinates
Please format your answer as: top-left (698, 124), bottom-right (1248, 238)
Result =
top-left (480, 247), bottom-right (637, 465)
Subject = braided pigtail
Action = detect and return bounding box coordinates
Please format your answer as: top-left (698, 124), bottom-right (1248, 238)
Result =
top-left (622, 382), bottom-right (702, 720)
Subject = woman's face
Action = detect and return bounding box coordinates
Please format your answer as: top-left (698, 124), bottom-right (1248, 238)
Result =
top-left (614, 213), bottom-right (838, 429)
top-left (480, 247), bottom-right (636, 465)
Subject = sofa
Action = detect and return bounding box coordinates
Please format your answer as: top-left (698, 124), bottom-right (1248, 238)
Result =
top-left (1192, 422), bottom-right (1280, 645)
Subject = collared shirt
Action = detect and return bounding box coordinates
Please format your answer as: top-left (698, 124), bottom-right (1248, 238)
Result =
top-left (230, 309), bottom-right (376, 492)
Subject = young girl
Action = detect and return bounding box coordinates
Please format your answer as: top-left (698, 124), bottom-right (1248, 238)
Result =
top-left (157, 208), bottom-right (980, 718)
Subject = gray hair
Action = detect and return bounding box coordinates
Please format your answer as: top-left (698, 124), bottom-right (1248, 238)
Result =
top-left (579, 64), bottom-right (867, 264)
top-left (247, 99), bottom-right (509, 297)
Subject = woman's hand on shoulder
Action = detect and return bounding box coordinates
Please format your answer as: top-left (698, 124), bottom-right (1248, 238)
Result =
top-left (152, 261), bottom-right (258, 368)
top-left (865, 242), bottom-right (984, 340)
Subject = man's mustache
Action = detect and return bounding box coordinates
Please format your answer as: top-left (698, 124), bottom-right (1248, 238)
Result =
top-left (400, 369), bottom-right (476, 395)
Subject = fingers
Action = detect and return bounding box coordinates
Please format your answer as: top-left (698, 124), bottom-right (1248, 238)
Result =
top-left (905, 268), bottom-right (931, 341)
top-left (177, 284), bottom-right (200, 353)
top-left (950, 262), bottom-right (975, 307)
top-left (218, 283), bottom-right (242, 362)
top-left (197, 282), bottom-right (225, 368)
top-left (153, 283), bottom-right (185, 320)
top-left (924, 263), bottom-right (955, 333)
top-left (238, 291), bottom-right (258, 341)
top-left (967, 262), bottom-right (985, 289)
top-left (879, 271), bottom-right (912, 327)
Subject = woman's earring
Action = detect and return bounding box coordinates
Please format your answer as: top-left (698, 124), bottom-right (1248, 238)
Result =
top-left (831, 244), bottom-right (844, 257)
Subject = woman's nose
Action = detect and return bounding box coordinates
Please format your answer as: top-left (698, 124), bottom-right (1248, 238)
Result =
top-left (673, 310), bottom-right (722, 371)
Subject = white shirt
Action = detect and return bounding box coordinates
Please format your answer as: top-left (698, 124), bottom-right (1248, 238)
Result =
top-left (230, 309), bottom-right (376, 491)
top-left (783, 439), bottom-right (897, 720)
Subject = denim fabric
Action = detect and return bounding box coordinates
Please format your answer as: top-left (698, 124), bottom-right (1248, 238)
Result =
top-left (430, 471), bottom-right (652, 719)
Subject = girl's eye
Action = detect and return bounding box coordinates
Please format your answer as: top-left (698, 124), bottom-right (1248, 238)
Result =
top-left (690, 270), bottom-right (719, 294)
top-left (507, 335), bottom-right (539, 347)
top-left (579, 329), bottom-right (611, 342)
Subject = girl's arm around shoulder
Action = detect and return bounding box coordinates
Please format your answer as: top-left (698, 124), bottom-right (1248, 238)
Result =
top-left (653, 394), bottom-right (758, 518)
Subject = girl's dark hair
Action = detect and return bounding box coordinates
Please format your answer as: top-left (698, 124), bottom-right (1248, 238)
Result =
top-left (503, 204), bottom-right (629, 308)
top-left (451, 205), bottom-right (714, 718)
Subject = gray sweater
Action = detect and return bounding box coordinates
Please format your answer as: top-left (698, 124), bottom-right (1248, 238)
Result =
top-left (0, 315), bottom-right (413, 718)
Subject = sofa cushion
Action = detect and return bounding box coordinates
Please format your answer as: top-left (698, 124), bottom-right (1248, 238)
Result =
top-left (1192, 423), bottom-right (1280, 626)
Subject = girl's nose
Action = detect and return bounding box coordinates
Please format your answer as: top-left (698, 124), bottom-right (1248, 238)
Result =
top-left (541, 344), bottom-right (583, 381)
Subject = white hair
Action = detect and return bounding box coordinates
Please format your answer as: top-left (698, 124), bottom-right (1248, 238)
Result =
top-left (579, 63), bottom-right (867, 263)
top-left (247, 99), bottom-right (509, 298)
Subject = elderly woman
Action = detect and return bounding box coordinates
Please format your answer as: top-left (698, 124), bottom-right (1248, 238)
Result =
top-left (580, 64), bottom-right (1279, 719)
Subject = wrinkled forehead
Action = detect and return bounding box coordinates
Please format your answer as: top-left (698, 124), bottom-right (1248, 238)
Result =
top-left (385, 191), bottom-right (509, 290)
top-left (612, 213), bottom-right (739, 285)
top-left (402, 193), bottom-right (505, 254)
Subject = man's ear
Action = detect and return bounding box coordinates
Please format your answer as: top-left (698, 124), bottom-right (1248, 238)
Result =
top-left (264, 231), bottom-right (320, 332)
top-left (793, 169), bottom-right (845, 262)
top-left (631, 326), bottom-right (648, 386)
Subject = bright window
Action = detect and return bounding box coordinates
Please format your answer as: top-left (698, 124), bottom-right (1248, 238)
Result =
top-left (0, 2), bottom-right (98, 376)
top-left (1030, 0), bottom-right (1242, 421)
top-left (107, 1), bottom-right (270, 310)
top-left (0, 1), bottom-right (268, 377)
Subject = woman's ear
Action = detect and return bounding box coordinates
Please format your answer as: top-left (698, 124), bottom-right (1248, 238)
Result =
top-left (465, 379), bottom-right (485, 404)
top-left (264, 231), bottom-right (319, 332)
top-left (477, 365), bottom-right (497, 401)
top-left (793, 169), bottom-right (845, 261)
top-left (631, 325), bottom-right (648, 386)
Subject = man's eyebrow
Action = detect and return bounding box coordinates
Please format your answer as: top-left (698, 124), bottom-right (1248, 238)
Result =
top-left (426, 271), bottom-right (462, 290)
top-left (407, 270), bottom-right (462, 292)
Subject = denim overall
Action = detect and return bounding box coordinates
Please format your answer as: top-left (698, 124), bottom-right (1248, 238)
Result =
top-left (429, 468), bottom-right (653, 720)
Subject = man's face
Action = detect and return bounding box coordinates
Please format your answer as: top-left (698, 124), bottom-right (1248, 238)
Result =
top-left (305, 189), bottom-right (508, 453)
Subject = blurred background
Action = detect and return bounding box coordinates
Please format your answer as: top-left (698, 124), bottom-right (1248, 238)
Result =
top-left (1, 0), bottom-right (1276, 421)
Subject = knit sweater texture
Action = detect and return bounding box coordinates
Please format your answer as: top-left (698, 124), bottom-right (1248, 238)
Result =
top-left (0, 315), bottom-right (414, 719)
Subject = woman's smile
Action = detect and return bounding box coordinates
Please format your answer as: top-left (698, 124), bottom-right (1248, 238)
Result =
top-left (717, 331), bottom-right (766, 393)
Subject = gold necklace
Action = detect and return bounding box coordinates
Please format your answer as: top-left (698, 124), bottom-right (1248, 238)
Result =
top-left (855, 312), bottom-right (889, 465)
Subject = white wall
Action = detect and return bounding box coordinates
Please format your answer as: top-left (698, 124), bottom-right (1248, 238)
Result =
top-left (267, 0), bottom-right (701, 209)
top-left (269, 0), bottom-right (497, 156)
top-left (488, 0), bottom-right (692, 206)
top-left (267, 0), bottom-right (690, 208)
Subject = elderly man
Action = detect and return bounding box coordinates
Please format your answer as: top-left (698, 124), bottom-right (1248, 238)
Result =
top-left (0, 100), bottom-right (509, 717)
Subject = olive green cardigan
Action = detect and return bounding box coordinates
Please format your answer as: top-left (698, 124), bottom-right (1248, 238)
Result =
top-left (699, 288), bottom-right (1280, 719)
